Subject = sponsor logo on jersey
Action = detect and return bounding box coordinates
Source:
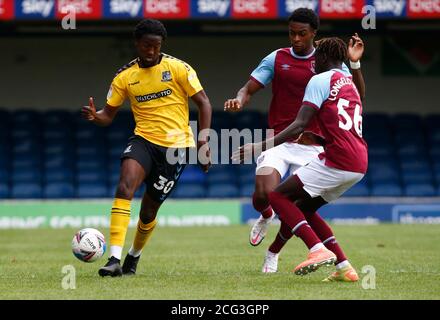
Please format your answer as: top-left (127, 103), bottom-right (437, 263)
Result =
top-left (161, 71), bottom-right (172, 82)
top-left (17, 0), bottom-right (55, 18)
top-left (407, 0), bottom-right (440, 18)
top-left (193, 0), bottom-right (230, 17)
top-left (135, 89), bottom-right (173, 102)
top-left (319, 0), bottom-right (364, 18)
top-left (107, 0), bottom-right (143, 17)
top-left (231, 0), bottom-right (277, 18)
top-left (281, 64), bottom-right (291, 70)
top-left (144, 0), bottom-right (190, 19)
top-left (368, 0), bottom-right (406, 17)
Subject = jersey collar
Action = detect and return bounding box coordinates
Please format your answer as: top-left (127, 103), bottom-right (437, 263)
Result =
top-left (290, 47), bottom-right (315, 60)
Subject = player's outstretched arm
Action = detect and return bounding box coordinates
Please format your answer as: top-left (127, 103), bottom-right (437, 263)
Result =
top-left (348, 33), bottom-right (366, 101)
top-left (232, 105), bottom-right (317, 163)
top-left (224, 80), bottom-right (262, 112)
top-left (81, 97), bottom-right (119, 127)
top-left (191, 90), bottom-right (212, 173)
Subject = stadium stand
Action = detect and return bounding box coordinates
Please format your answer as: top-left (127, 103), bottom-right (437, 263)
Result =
top-left (0, 109), bottom-right (439, 198)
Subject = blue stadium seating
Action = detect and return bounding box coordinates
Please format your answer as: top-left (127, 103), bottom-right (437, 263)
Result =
top-left (11, 183), bottom-right (43, 199)
top-left (172, 183), bottom-right (206, 198)
top-left (207, 183), bottom-right (239, 198)
top-left (43, 183), bottom-right (75, 199)
top-left (404, 184), bottom-right (436, 197)
top-left (0, 183), bottom-right (9, 198)
top-left (0, 110), bottom-right (439, 198)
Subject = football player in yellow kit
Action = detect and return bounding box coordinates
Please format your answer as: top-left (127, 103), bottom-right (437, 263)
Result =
top-left (81, 19), bottom-right (212, 277)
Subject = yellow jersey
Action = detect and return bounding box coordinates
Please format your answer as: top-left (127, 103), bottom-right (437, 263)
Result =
top-left (107, 54), bottom-right (203, 148)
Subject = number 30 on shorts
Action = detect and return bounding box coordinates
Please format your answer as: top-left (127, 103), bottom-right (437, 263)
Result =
top-left (153, 175), bottom-right (175, 194)
top-left (337, 98), bottom-right (362, 137)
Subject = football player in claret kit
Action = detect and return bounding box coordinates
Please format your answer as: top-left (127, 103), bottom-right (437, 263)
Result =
top-left (233, 37), bottom-right (368, 281)
top-left (224, 8), bottom-right (366, 246)
top-left (224, 8), bottom-right (365, 278)
top-left (81, 19), bottom-right (212, 277)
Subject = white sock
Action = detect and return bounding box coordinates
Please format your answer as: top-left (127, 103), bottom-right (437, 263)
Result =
top-left (267, 250), bottom-right (279, 258)
top-left (110, 246), bottom-right (122, 260)
top-left (128, 246), bottom-right (142, 258)
top-left (336, 260), bottom-right (350, 270)
top-left (310, 242), bottom-right (325, 253)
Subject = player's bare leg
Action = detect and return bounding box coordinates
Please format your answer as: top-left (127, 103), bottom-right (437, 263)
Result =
top-left (99, 159), bottom-right (146, 277)
top-left (122, 193), bottom-right (161, 276)
top-left (249, 168), bottom-right (280, 246)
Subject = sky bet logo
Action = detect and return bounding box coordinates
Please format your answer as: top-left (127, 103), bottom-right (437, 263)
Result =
top-left (109, 0), bottom-right (143, 17)
top-left (368, 0), bottom-right (406, 17)
top-left (196, 0), bottom-right (230, 17)
top-left (280, 0), bottom-right (318, 16)
top-left (20, 0), bottom-right (55, 18)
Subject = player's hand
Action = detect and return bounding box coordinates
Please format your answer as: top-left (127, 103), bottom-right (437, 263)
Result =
top-left (224, 98), bottom-right (242, 112)
top-left (81, 97), bottom-right (97, 121)
top-left (231, 142), bottom-right (262, 164)
top-left (197, 140), bottom-right (211, 173)
top-left (347, 33), bottom-right (364, 62)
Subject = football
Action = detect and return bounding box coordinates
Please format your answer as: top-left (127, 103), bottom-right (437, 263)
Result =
top-left (71, 228), bottom-right (106, 263)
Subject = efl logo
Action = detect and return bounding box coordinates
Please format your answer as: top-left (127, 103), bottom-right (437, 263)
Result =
top-left (319, 0), bottom-right (364, 18)
top-left (369, 0), bottom-right (406, 17)
top-left (144, 0), bottom-right (190, 19)
top-left (19, 0), bottom-right (55, 18)
top-left (408, 0), bottom-right (440, 18)
top-left (56, 0), bottom-right (102, 19)
top-left (0, 0), bottom-right (14, 20)
top-left (109, 0), bottom-right (143, 17)
top-left (231, 0), bottom-right (278, 18)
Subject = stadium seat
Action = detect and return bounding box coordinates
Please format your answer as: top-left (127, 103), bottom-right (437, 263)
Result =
top-left (11, 183), bottom-right (43, 199)
top-left (0, 169), bottom-right (10, 182)
top-left (172, 183), bottom-right (206, 198)
top-left (239, 183), bottom-right (255, 197)
top-left (343, 180), bottom-right (370, 197)
top-left (77, 183), bottom-right (108, 198)
top-left (43, 183), bottom-right (75, 198)
top-left (11, 170), bottom-right (42, 184)
top-left (0, 183), bottom-right (9, 198)
top-left (371, 183), bottom-right (402, 197)
top-left (207, 172), bottom-right (237, 185)
top-left (179, 166), bottom-right (206, 184)
top-left (44, 169), bottom-right (74, 183)
top-left (207, 183), bottom-right (239, 198)
top-left (76, 169), bottom-right (107, 183)
top-left (404, 184), bottom-right (436, 197)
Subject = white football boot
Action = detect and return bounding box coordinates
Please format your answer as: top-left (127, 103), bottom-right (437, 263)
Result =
top-left (249, 213), bottom-right (274, 246)
top-left (262, 251), bottom-right (279, 273)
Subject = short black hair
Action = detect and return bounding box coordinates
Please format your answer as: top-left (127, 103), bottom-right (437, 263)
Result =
top-left (316, 37), bottom-right (347, 62)
top-left (134, 19), bottom-right (167, 40)
top-left (288, 8), bottom-right (319, 30)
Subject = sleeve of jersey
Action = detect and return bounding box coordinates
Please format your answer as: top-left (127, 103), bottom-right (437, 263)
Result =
top-left (250, 50), bottom-right (276, 87)
top-left (341, 62), bottom-right (352, 76)
top-left (106, 75), bottom-right (127, 107)
top-left (302, 74), bottom-right (331, 110)
top-left (179, 63), bottom-right (203, 97)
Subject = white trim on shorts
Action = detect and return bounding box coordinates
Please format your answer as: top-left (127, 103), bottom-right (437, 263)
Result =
top-left (256, 142), bottom-right (324, 177)
top-left (295, 157), bottom-right (364, 202)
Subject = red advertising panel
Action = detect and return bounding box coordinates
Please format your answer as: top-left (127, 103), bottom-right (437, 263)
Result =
top-left (319, 0), bottom-right (364, 19)
top-left (0, 0), bottom-right (14, 20)
top-left (56, 0), bottom-right (102, 20)
top-left (144, 0), bottom-right (190, 19)
top-left (231, 0), bottom-right (278, 19)
top-left (407, 0), bottom-right (440, 18)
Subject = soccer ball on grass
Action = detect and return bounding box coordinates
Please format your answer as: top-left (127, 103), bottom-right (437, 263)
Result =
top-left (71, 228), bottom-right (106, 263)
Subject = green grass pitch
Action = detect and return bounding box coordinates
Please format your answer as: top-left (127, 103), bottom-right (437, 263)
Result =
top-left (1, 224), bottom-right (439, 300)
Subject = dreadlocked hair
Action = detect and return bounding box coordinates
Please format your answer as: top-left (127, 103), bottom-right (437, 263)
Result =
top-left (315, 37), bottom-right (347, 62)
